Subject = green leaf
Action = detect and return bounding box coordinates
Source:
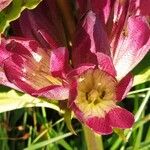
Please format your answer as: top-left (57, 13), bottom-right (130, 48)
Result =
top-left (133, 67), bottom-right (150, 86)
top-left (24, 132), bottom-right (73, 150)
top-left (0, 0), bottom-right (42, 33)
top-left (0, 90), bottom-right (60, 113)
top-left (132, 53), bottom-right (150, 86)
top-left (64, 109), bottom-right (77, 135)
top-left (113, 128), bottom-right (127, 142)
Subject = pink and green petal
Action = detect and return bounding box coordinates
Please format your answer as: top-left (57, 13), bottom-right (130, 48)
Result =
top-left (33, 85), bottom-right (69, 100)
top-left (116, 73), bottom-right (133, 101)
top-left (107, 107), bottom-right (134, 128)
top-left (113, 16), bottom-right (150, 80)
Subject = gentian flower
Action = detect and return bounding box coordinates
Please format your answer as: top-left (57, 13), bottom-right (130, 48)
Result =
top-left (0, 0), bottom-right (150, 134)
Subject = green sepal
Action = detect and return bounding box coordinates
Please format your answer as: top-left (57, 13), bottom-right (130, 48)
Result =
top-left (0, 0), bottom-right (42, 33)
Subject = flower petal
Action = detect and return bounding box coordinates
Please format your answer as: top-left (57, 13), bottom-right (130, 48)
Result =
top-left (130, 0), bottom-right (150, 16)
top-left (116, 73), bottom-right (133, 101)
top-left (113, 16), bottom-right (150, 80)
top-left (11, 0), bottom-right (66, 48)
top-left (1, 38), bottom-right (54, 93)
top-left (72, 11), bottom-right (110, 67)
top-left (0, 67), bottom-right (20, 91)
top-left (66, 64), bottom-right (95, 79)
top-left (68, 79), bottom-right (78, 107)
top-left (33, 85), bottom-right (69, 100)
top-left (3, 55), bottom-right (36, 94)
top-left (76, 0), bottom-right (112, 24)
top-left (50, 47), bottom-right (70, 78)
top-left (69, 93), bottom-right (113, 134)
top-left (90, 0), bottom-right (113, 24)
top-left (107, 107), bottom-right (134, 128)
top-left (0, 38), bottom-right (12, 65)
top-left (86, 117), bottom-right (112, 135)
top-left (97, 52), bottom-right (116, 77)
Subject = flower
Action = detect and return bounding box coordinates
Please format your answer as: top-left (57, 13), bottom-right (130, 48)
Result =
top-left (0, 0), bottom-right (150, 134)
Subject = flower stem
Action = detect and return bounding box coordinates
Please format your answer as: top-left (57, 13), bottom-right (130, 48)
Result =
top-left (83, 125), bottom-right (104, 150)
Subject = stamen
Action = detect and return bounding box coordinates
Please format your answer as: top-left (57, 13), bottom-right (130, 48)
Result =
top-left (75, 69), bottom-right (117, 118)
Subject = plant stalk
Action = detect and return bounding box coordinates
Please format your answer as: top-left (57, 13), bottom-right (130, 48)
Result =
top-left (83, 125), bottom-right (104, 150)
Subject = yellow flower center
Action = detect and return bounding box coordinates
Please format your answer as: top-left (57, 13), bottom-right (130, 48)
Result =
top-left (75, 69), bottom-right (117, 118)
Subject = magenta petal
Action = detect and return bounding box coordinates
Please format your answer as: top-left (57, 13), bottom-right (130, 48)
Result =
top-left (76, 0), bottom-right (88, 16)
top-left (72, 11), bottom-right (110, 67)
top-left (97, 52), bottom-right (116, 77)
top-left (130, 0), bottom-right (150, 16)
top-left (139, 0), bottom-right (150, 16)
top-left (68, 79), bottom-right (78, 107)
top-left (113, 16), bottom-right (150, 80)
top-left (66, 64), bottom-right (95, 79)
top-left (90, 0), bottom-right (112, 24)
top-left (37, 30), bottom-right (60, 49)
top-left (0, 41), bottom-right (12, 65)
top-left (107, 107), bottom-right (134, 128)
top-left (3, 55), bottom-right (36, 94)
top-left (116, 73), bottom-right (133, 101)
top-left (86, 117), bottom-right (112, 135)
top-left (0, 67), bottom-right (21, 91)
top-left (33, 85), bottom-right (69, 100)
top-left (76, 0), bottom-right (112, 24)
top-left (2, 38), bottom-right (50, 93)
top-left (50, 47), bottom-right (70, 78)
top-left (11, 0), bottom-right (66, 48)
